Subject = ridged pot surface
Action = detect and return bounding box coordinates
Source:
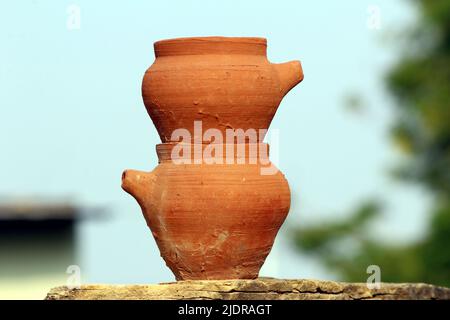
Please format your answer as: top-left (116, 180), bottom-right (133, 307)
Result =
top-left (122, 144), bottom-right (291, 280)
top-left (142, 37), bottom-right (303, 142)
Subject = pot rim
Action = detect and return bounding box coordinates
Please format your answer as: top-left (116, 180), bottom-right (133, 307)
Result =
top-left (156, 142), bottom-right (270, 163)
top-left (155, 36), bottom-right (267, 46)
top-left (154, 36), bottom-right (267, 57)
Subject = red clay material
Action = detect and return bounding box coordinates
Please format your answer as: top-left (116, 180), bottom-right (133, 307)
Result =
top-left (123, 37), bottom-right (303, 280)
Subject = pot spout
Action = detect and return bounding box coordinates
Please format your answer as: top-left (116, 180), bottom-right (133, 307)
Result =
top-left (273, 60), bottom-right (304, 98)
top-left (121, 169), bottom-right (155, 207)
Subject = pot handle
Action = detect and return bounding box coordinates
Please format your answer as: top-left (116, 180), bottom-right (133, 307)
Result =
top-left (121, 169), bottom-right (155, 208)
top-left (272, 60), bottom-right (304, 97)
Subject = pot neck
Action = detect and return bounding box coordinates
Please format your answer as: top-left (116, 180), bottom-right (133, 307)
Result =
top-left (156, 143), bottom-right (270, 164)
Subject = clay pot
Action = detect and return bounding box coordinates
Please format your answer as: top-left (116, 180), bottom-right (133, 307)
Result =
top-left (122, 143), bottom-right (290, 280)
top-left (123, 37), bottom-right (303, 280)
top-left (142, 37), bottom-right (303, 142)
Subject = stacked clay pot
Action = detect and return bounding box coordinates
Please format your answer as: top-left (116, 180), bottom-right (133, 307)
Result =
top-left (122, 37), bottom-right (303, 280)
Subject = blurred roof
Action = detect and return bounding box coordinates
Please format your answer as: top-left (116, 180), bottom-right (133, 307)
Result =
top-left (0, 196), bottom-right (95, 221)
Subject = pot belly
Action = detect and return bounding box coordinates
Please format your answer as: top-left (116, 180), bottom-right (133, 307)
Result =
top-left (146, 163), bottom-right (290, 280)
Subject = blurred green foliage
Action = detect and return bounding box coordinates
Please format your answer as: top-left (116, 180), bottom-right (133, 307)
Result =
top-left (293, 0), bottom-right (450, 286)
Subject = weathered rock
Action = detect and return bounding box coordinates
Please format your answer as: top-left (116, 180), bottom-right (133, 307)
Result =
top-left (45, 278), bottom-right (450, 300)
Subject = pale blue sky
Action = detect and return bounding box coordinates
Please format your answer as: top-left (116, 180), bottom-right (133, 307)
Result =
top-left (0, 0), bottom-right (429, 283)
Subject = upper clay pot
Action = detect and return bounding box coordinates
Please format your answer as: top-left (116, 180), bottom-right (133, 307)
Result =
top-left (142, 37), bottom-right (303, 142)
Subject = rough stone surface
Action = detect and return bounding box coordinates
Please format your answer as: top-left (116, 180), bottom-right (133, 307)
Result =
top-left (46, 278), bottom-right (450, 300)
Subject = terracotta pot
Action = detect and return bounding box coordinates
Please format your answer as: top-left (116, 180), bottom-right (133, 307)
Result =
top-left (142, 37), bottom-right (303, 142)
top-left (122, 143), bottom-right (290, 280)
top-left (123, 37), bottom-right (303, 280)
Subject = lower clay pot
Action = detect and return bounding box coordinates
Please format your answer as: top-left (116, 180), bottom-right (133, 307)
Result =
top-left (122, 143), bottom-right (290, 280)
